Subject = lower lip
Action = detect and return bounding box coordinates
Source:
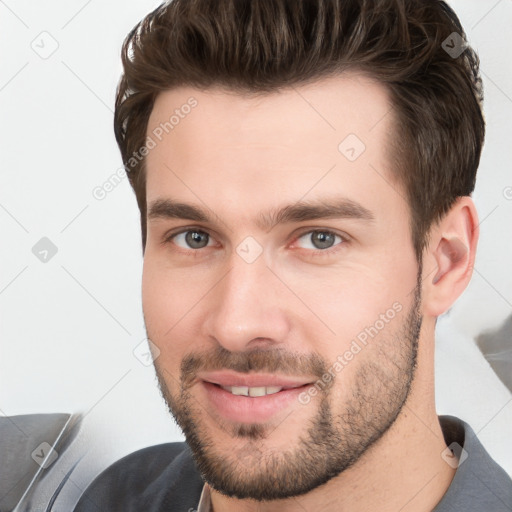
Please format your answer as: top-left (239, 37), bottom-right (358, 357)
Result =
top-left (201, 381), bottom-right (310, 424)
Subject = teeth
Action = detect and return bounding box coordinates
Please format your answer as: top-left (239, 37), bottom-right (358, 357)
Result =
top-left (230, 386), bottom-right (249, 396)
top-left (220, 385), bottom-right (284, 396)
top-left (249, 387), bottom-right (266, 397)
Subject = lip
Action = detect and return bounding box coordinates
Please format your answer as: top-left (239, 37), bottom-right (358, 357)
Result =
top-left (197, 370), bottom-right (313, 389)
top-left (198, 371), bottom-right (315, 424)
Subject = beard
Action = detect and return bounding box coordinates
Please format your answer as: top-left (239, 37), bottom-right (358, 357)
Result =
top-left (151, 271), bottom-right (422, 501)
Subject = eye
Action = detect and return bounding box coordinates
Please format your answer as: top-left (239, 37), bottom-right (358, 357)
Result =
top-left (294, 230), bottom-right (344, 251)
top-left (171, 229), bottom-right (213, 250)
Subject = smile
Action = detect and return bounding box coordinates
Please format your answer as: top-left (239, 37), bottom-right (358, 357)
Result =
top-left (198, 373), bottom-right (314, 424)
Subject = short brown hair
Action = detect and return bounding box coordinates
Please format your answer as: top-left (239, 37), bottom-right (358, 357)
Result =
top-left (114, 0), bottom-right (485, 260)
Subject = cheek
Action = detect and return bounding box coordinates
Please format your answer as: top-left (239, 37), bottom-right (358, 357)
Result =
top-left (141, 256), bottom-right (200, 353)
top-left (142, 264), bottom-right (205, 391)
top-left (295, 263), bottom-right (407, 317)
top-left (142, 261), bottom-right (172, 335)
top-left (315, 296), bottom-right (413, 396)
top-left (282, 258), bottom-right (416, 360)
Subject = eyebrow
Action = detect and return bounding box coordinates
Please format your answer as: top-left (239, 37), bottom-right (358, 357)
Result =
top-left (147, 197), bottom-right (375, 231)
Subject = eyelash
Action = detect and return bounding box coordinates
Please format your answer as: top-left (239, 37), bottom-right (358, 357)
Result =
top-left (162, 227), bottom-right (349, 258)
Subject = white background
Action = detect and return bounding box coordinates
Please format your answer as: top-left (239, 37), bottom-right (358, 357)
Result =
top-left (1, 0), bottom-right (511, 505)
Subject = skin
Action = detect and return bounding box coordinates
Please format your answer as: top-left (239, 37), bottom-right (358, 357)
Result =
top-left (141, 73), bottom-right (479, 512)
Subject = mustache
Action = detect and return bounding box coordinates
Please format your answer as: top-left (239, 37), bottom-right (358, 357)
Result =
top-left (180, 345), bottom-right (329, 390)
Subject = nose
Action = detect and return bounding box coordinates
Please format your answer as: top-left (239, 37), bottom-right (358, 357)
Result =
top-left (202, 251), bottom-right (291, 352)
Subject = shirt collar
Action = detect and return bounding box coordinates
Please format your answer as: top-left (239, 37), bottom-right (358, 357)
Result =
top-left (197, 481), bottom-right (212, 512)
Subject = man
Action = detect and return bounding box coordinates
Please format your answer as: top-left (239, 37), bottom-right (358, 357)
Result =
top-left (74, 0), bottom-right (512, 510)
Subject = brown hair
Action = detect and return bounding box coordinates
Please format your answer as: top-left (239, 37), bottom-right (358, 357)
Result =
top-left (114, 0), bottom-right (484, 260)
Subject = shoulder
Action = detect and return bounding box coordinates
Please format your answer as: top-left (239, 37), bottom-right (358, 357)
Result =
top-left (73, 442), bottom-right (204, 512)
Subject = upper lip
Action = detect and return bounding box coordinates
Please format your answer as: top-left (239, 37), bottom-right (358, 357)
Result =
top-left (198, 370), bottom-right (314, 389)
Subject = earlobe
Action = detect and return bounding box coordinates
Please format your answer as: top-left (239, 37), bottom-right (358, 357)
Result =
top-left (423, 197), bottom-right (479, 317)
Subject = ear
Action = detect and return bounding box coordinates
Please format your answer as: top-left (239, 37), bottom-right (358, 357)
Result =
top-left (422, 196), bottom-right (479, 317)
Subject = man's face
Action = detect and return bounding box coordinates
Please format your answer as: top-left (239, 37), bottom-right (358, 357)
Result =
top-left (142, 74), bottom-right (423, 500)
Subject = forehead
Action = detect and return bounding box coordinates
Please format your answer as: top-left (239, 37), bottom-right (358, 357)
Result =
top-left (144, 73), bottom-right (404, 221)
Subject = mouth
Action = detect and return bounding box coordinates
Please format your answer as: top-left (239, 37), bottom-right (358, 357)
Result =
top-left (197, 371), bottom-right (315, 424)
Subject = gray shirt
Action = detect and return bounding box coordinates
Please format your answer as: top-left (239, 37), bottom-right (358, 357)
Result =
top-left (73, 415), bottom-right (512, 511)
top-left (432, 415), bottom-right (512, 511)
